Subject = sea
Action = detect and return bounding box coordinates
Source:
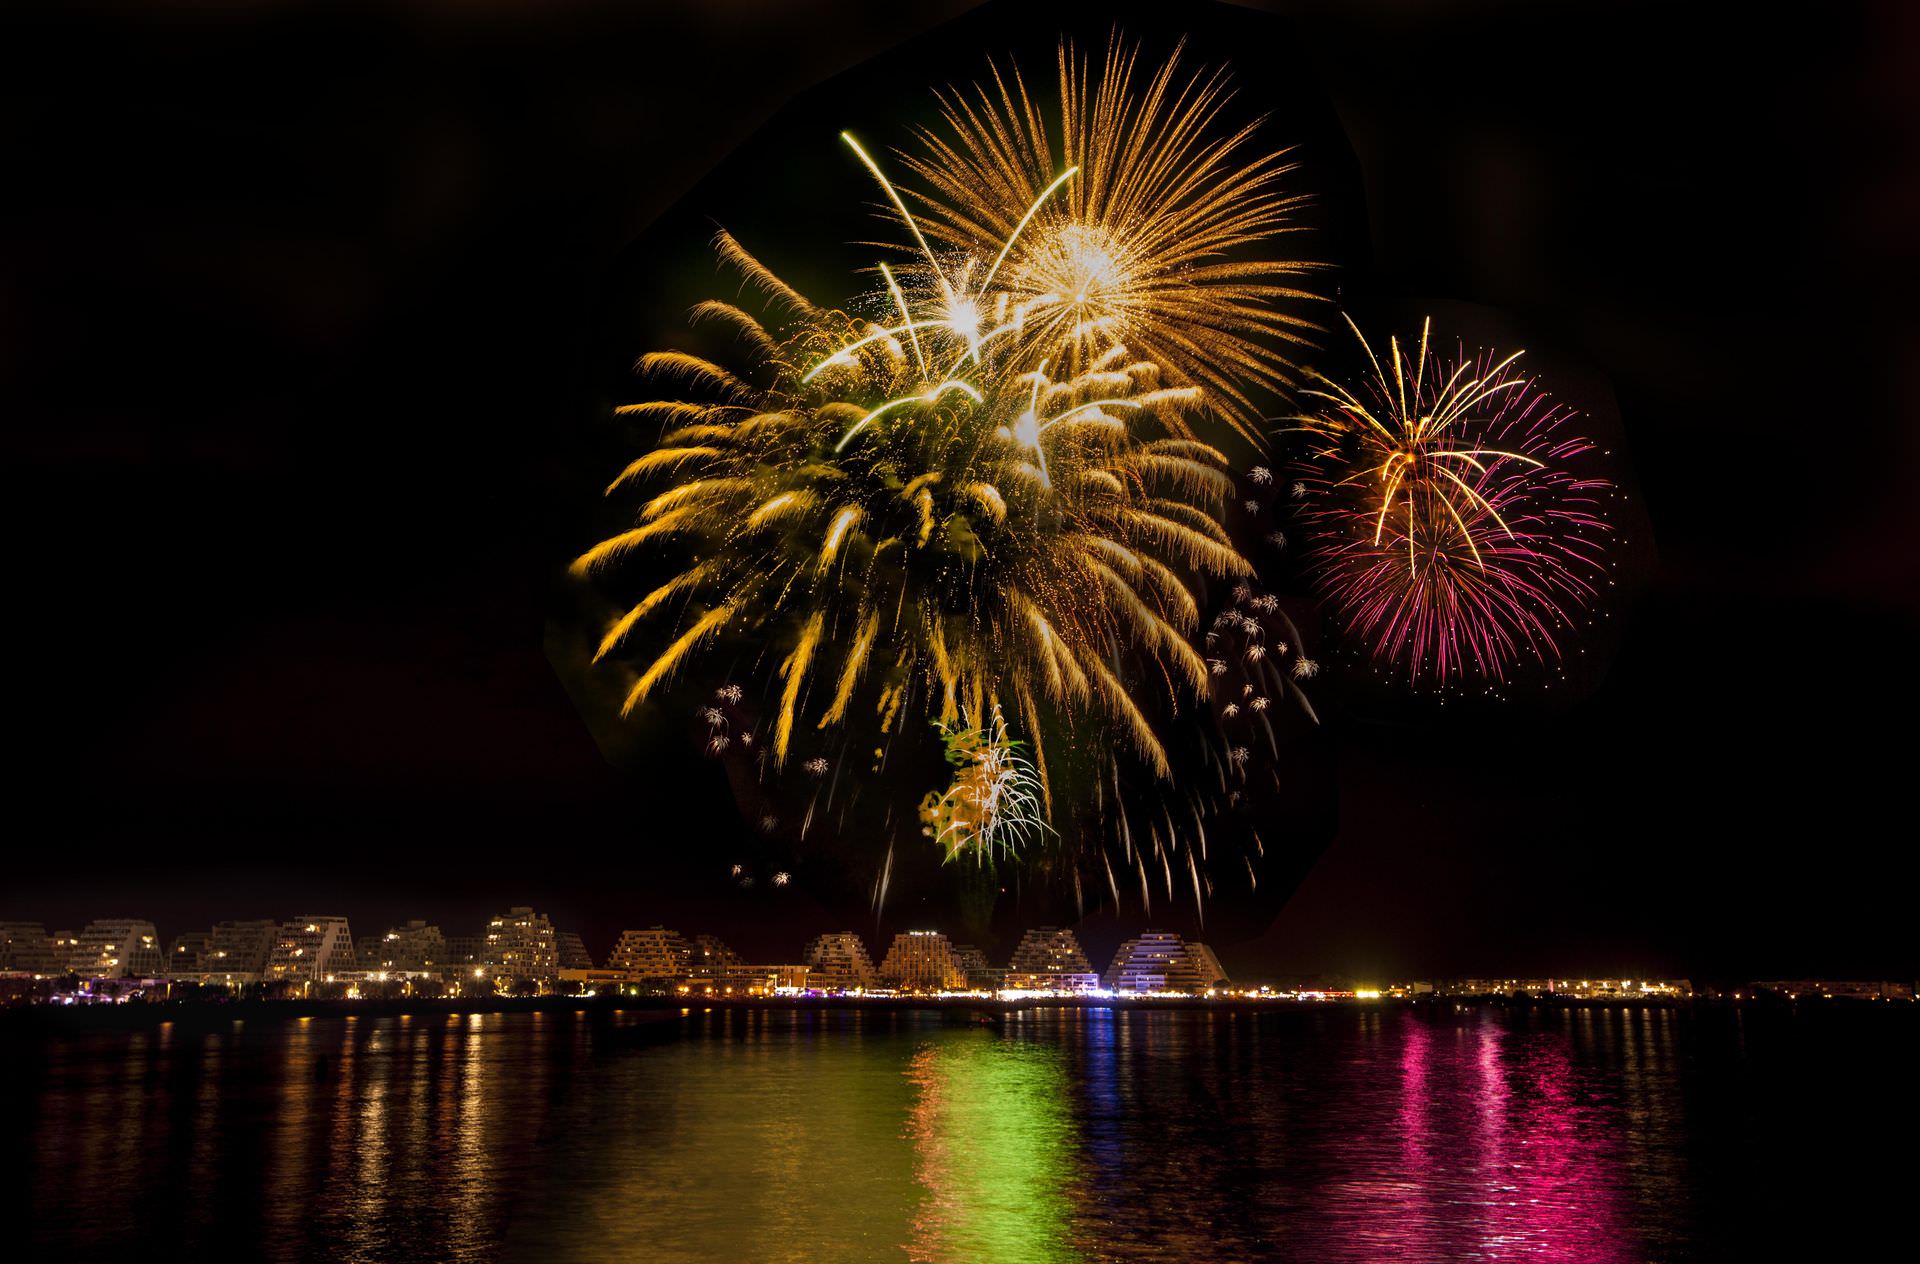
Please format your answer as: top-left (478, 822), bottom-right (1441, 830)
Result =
top-left (6, 1002), bottom-right (1913, 1262)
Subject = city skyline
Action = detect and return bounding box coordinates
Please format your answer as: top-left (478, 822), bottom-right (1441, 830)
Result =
top-left (8, 909), bottom-right (1905, 1009)
top-left (5, 912), bottom-right (1236, 993)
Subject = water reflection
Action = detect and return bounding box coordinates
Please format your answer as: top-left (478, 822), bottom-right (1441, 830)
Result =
top-left (11, 1004), bottom-right (1916, 1262)
top-left (905, 1029), bottom-right (1080, 1263)
top-left (16, 1009), bottom-right (593, 1262)
top-left (514, 1007), bottom-right (922, 1263)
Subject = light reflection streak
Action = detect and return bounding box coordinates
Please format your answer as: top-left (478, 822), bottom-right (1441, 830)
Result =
top-left (904, 1029), bottom-right (1082, 1263)
top-left (449, 1012), bottom-right (488, 1261)
top-left (264, 1017), bottom-right (315, 1252)
top-left (348, 1019), bottom-right (387, 1261)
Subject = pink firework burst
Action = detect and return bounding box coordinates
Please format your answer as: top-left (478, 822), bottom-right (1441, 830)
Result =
top-left (1290, 317), bottom-right (1613, 684)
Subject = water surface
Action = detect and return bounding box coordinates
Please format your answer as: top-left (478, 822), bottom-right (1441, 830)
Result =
top-left (9, 1004), bottom-right (1912, 1261)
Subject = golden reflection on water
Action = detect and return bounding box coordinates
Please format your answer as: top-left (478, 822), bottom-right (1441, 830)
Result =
top-left (531, 1008), bottom-right (922, 1262)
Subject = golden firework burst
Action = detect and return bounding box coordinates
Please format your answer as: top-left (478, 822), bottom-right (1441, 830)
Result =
top-left (578, 230), bottom-right (1248, 786)
top-left (874, 32), bottom-right (1325, 442)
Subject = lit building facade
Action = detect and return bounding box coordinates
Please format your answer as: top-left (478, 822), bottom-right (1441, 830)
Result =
top-left (68, 919), bottom-right (163, 978)
top-left (1004, 927), bottom-right (1100, 992)
top-left (168, 931), bottom-right (215, 973)
top-left (952, 944), bottom-right (1001, 991)
top-left (1102, 931), bottom-right (1218, 994)
top-left (0, 922), bottom-right (61, 975)
top-left (803, 932), bottom-right (876, 990)
top-left (679, 963), bottom-right (806, 997)
top-left (207, 920), bottom-right (279, 976)
top-left (1753, 980), bottom-right (1904, 1001)
top-left (878, 931), bottom-right (966, 992)
top-left (1556, 978), bottom-right (1691, 1000)
top-left (266, 916), bottom-right (357, 983)
top-left (1435, 978), bottom-right (1692, 999)
top-left (484, 906), bottom-right (559, 980)
top-left (687, 934), bottom-right (744, 981)
top-left (361, 921), bottom-right (447, 973)
top-left (167, 919), bottom-right (282, 986)
top-left (48, 931), bottom-right (81, 970)
top-left (1187, 943), bottom-right (1231, 990)
top-left (608, 926), bottom-right (692, 986)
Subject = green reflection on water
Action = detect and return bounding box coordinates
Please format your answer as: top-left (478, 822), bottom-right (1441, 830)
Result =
top-left (906, 1032), bottom-right (1083, 1264)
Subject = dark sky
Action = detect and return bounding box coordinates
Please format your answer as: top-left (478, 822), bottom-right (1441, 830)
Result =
top-left (5, 0), bottom-right (1915, 981)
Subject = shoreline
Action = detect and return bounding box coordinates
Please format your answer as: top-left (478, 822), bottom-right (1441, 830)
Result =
top-left (5, 990), bottom-right (1900, 1032)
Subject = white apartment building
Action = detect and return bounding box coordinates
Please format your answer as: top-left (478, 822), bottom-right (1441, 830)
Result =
top-left (1004, 926), bottom-right (1101, 992)
top-left (877, 931), bottom-right (966, 992)
top-left (266, 916), bottom-right (357, 983)
top-left (67, 919), bottom-right (164, 978)
top-left (802, 932), bottom-right (876, 990)
top-left (1102, 931), bottom-right (1223, 994)
top-left (607, 926), bottom-right (692, 984)
top-left (484, 906), bottom-right (559, 979)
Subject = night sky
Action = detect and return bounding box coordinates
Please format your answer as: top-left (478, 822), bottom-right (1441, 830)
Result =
top-left (7, 1), bottom-right (1915, 980)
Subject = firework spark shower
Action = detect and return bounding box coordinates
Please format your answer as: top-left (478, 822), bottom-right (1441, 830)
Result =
top-left (572, 27), bottom-right (1623, 914)
top-left (575, 32), bottom-right (1328, 894)
top-left (1288, 317), bottom-right (1618, 686)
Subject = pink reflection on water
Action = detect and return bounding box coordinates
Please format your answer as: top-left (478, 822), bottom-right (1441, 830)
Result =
top-left (1392, 1012), bottom-right (1634, 1262)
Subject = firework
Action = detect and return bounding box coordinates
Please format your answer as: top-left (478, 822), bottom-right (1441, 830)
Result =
top-left (1202, 571), bottom-right (1318, 768)
top-left (919, 705), bottom-right (1053, 863)
top-left (578, 228), bottom-right (1247, 789)
top-left (1289, 317), bottom-right (1613, 683)
top-left (574, 35), bottom-right (1336, 911)
top-left (866, 32), bottom-right (1322, 443)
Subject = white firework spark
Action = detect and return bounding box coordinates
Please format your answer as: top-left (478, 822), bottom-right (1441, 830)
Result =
top-left (919, 705), bottom-right (1054, 864)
